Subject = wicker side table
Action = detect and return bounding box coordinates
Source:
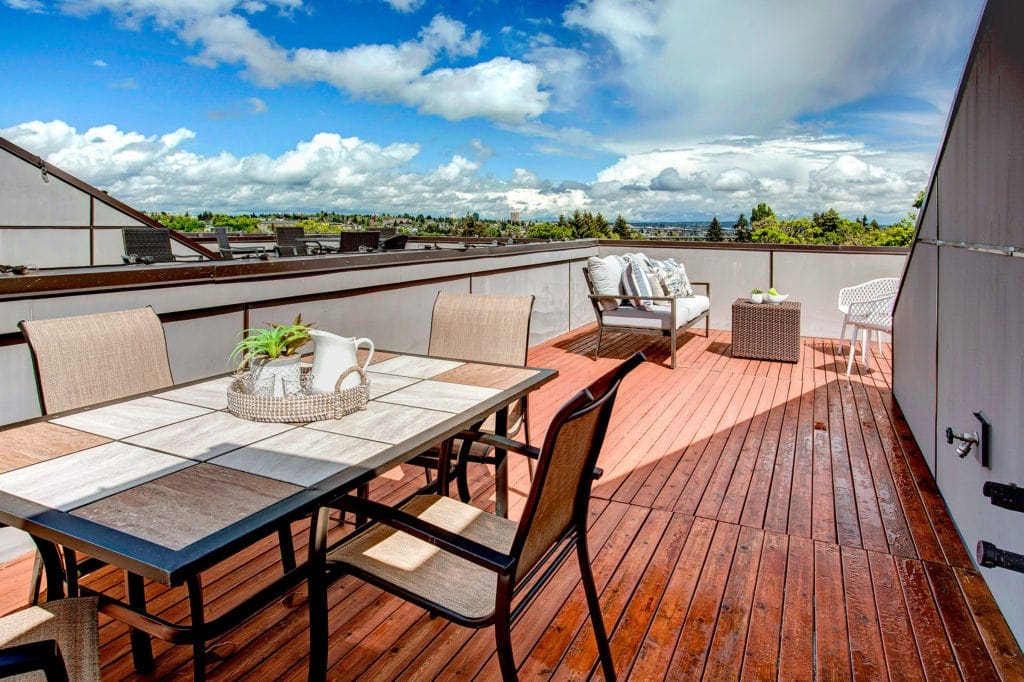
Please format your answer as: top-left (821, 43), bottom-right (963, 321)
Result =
top-left (731, 299), bottom-right (801, 362)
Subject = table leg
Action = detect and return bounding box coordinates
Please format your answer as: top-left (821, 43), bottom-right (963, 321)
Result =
top-left (125, 571), bottom-right (155, 673)
top-left (307, 507), bottom-right (331, 681)
top-left (436, 438), bottom-right (453, 498)
top-left (495, 407), bottom-right (509, 518)
top-left (33, 539), bottom-right (65, 600)
top-left (186, 575), bottom-right (208, 681)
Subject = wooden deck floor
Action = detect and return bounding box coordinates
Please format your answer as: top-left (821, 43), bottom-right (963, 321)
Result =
top-left (1, 325), bottom-right (1021, 680)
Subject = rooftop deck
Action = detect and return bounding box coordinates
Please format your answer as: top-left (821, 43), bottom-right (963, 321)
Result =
top-left (0, 325), bottom-right (1020, 679)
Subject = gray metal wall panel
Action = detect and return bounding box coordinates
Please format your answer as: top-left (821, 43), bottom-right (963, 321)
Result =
top-left (0, 229), bottom-right (92, 268)
top-left (92, 202), bottom-right (147, 228)
top-left (0, 344), bottom-right (42, 424)
top-left (934, 249), bottom-right (1024, 637)
top-left (892, 244), bottom-right (937, 473)
top-left (0, 154), bottom-right (89, 227)
top-left (93, 228), bottom-right (125, 266)
top-left (257, 280), bottom-right (468, 355)
top-left (165, 311), bottom-right (245, 383)
top-left (919, 200), bottom-right (937, 241)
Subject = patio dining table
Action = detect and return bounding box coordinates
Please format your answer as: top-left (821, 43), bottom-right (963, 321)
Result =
top-left (0, 350), bottom-right (555, 680)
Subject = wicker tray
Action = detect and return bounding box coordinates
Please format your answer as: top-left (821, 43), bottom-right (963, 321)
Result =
top-left (227, 366), bottom-right (369, 422)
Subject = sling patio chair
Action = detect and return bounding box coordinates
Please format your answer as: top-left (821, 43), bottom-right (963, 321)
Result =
top-left (18, 307), bottom-right (297, 605)
top-left (380, 234), bottom-right (408, 251)
top-left (273, 226), bottom-right (309, 257)
top-left (122, 228), bottom-right (204, 264)
top-left (415, 291), bottom-right (535, 503)
top-left (310, 352), bottom-right (645, 681)
top-left (214, 227), bottom-right (264, 259)
top-left (0, 597), bottom-right (100, 682)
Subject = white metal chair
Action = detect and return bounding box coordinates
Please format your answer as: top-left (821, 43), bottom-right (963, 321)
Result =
top-left (837, 277), bottom-right (899, 355)
top-left (845, 294), bottom-right (896, 376)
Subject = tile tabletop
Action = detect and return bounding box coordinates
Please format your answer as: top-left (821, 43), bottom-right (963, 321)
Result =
top-left (52, 396), bottom-right (212, 439)
top-left (376, 379), bottom-right (503, 413)
top-left (308, 401), bottom-right (453, 444)
top-left (156, 377), bottom-right (235, 410)
top-left (0, 441), bottom-right (193, 511)
top-left (211, 427), bottom-right (391, 487)
top-left (125, 411), bottom-right (295, 461)
top-left (369, 355), bottom-right (464, 379)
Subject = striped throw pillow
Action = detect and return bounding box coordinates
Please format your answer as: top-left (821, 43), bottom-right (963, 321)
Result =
top-left (621, 255), bottom-right (655, 309)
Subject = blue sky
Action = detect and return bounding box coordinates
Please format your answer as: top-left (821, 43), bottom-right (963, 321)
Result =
top-left (0, 0), bottom-right (986, 221)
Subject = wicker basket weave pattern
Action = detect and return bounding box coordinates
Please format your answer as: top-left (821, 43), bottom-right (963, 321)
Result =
top-left (227, 365), bottom-right (369, 422)
top-left (731, 298), bottom-right (801, 363)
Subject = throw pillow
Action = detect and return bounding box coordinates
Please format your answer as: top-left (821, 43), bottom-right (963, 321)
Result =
top-left (587, 255), bottom-right (624, 311)
top-left (664, 257), bottom-right (695, 297)
top-left (621, 255), bottom-right (655, 310)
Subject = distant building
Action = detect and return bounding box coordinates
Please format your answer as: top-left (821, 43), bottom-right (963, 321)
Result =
top-left (510, 211), bottom-right (520, 223)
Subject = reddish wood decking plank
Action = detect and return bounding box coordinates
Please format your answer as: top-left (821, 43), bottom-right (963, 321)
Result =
top-left (0, 330), bottom-right (1016, 682)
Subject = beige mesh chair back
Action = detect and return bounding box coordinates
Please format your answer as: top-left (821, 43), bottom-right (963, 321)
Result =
top-left (0, 597), bottom-right (100, 681)
top-left (320, 353), bottom-right (644, 681)
top-left (428, 291), bottom-right (534, 367)
top-left (20, 307), bottom-right (173, 414)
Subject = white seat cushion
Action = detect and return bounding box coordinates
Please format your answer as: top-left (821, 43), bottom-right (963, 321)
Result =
top-left (602, 295), bottom-right (709, 331)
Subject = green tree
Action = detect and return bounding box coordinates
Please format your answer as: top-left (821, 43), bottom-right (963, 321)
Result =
top-left (733, 213), bottom-right (751, 242)
top-left (705, 216), bottom-right (724, 241)
top-left (526, 221), bottom-right (573, 239)
top-left (612, 214), bottom-right (633, 239)
top-left (913, 190), bottom-right (925, 209)
top-left (750, 202), bottom-right (775, 223)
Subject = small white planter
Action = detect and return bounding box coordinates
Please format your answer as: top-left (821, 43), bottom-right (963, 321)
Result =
top-left (250, 355), bottom-right (302, 397)
top-left (750, 293), bottom-right (764, 304)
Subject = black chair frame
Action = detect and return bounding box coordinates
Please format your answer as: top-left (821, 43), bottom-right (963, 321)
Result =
top-left (310, 352), bottom-right (645, 681)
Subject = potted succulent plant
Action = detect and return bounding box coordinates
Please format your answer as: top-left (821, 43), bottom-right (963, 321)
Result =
top-left (230, 314), bottom-right (313, 395)
top-left (750, 288), bottom-right (764, 304)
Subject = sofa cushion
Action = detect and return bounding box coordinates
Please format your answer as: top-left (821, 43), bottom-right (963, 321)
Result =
top-left (602, 295), bottom-right (710, 331)
top-left (587, 255), bottom-right (624, 311)
top-left (650, 257), bottom-right (693, 297)
top-left (621, 255), bottom-right (655, 310)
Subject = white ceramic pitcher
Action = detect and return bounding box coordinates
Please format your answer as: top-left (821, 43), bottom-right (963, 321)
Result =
top-left (308, 329), bottom-right (374, 394)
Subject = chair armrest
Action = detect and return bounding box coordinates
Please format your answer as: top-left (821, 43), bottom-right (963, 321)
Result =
top-left (461, 431), bottom-right (541, 459)
top-left (337, 496), bottom-right (516, 574)
top-left (0, 640), bottom-right (68, 681)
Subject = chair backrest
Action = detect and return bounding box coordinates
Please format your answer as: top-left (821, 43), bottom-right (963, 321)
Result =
top-left (275, 227), bottom-right (307, 256)
top-left (382, 234), bottom-right (408, 251)
top-left (838, 277), bottom-right (899, 311)
top-left (510, 352), bottom-right (643, 578)
top-left (123, 227), bottom-right (175, 263)
top-left (0, 597), bottom-right (99, 681)
top-left (427, 292), bottom-right (534, 367)
top-left (378, 226), bottom-right (398, 239)
top-left (214, 226), bottom-right (231, 250)
top-left (848, 294), bottom-right (896, 332)
top-left (20, 307), bottom-right (174, 414)
top-left (339, 231), bottom-right (381, 252)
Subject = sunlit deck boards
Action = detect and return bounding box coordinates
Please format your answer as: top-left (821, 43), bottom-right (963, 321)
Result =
top-left (1, 325), bottom-right (1020, 679)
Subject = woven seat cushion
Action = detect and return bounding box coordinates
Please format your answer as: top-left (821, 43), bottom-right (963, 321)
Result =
top-left (601, 295), bottom-right (709, 331)
top-left (0, 597), bottom-right (100, 682)
top-left (328, 495), bottom-right (517, 621)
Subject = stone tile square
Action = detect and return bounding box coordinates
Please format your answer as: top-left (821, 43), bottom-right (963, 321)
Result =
top-left (210, 428), bottom-right (390, 487)
top-left (364, 372), bottom-right (420, 400)
top-left (72, 463), bottom-right (301, 550)
top-left (376, 380), bottom-right (502, 413)
top-left (156, 377), bottom-right (234, 410)
top-left (308, 401), bottom-right (453, 444)
top-left (52, 397), bottom-right (211, 439)
top-left (431, 363), bottom-right (539, 390)
top-left (0, 423), bottom-right (109, 474)
top-left (0, 442), bottom-right (193, 511)
top-left (368, 355), bottom-right (464, 379)
top-left (125, 411), bottom-right (295, 461)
